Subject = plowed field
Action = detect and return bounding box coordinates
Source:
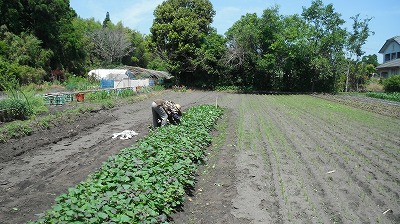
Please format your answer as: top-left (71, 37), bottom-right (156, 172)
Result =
top-left (172, 94), bottom-right (400, 224)
top-left (1, 91), bottom-right (399, 223)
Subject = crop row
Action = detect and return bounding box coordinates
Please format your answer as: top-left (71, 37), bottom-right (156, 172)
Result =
top-left (30, 105), bottom-right (223, 224)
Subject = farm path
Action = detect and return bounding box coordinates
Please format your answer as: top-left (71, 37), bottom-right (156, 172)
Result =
top-left (0, 90), bottom-right (225, 224)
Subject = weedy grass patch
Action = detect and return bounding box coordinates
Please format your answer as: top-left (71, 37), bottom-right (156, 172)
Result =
top-left (30, 105), bottom-right (223, 224)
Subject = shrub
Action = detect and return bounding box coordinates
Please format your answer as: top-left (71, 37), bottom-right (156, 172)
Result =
top-left (0, 98), bottom-right (33, 122)
top-left (0, 60), bottom-right (45, 88)
top-left (64, 76), bottom-right (98, 91)
top-left (383, 75), bottom-right (400, 92)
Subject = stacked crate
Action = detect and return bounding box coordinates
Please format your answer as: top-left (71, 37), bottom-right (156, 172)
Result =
top-left (44, 93), bottom-right (66, 105)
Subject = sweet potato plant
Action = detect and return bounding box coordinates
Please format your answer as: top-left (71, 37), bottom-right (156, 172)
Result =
top-left (30, 105), bottom-right (223, 224)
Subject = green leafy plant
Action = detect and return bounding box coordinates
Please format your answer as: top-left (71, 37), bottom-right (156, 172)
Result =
top-left (366, 92), bottom-right (400, 102)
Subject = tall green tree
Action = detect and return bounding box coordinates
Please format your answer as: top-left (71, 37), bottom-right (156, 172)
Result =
top-left (194, 29), bottom-right (227, 87)
top-left (149, 0), bottom-right (215, 84)
top-left (225, 13), bottom-right (263, 88)
top-left (302, 0), bottom-right (347, 92)
top-left (0, 26), bottom-right (52, 68)
top-left (257, 6), bottom-right (285, 90)
top-left (362, 54), bottom-right (378, 67)
top-left (0, 0), bottom-right (85, 75)
top-left (122, 31), bottom-right (150, 68)
top-left (345, 14), bottom-right (374, 91)
top-left (103, 12), bottom-right (111, 28)
top-left (0, 0), bottom-right (25, 34)
top-left (269, 14), bottom-right (315, 91)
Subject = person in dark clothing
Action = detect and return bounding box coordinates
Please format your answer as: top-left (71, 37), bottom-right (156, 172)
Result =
top-left (151, 99), bottom-right (182, 127)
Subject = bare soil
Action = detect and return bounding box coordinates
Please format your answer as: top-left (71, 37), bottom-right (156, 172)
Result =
top-left (0, 91), bottom-right (399, 224)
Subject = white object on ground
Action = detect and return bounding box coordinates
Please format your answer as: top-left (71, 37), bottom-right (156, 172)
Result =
top-left (112, 130), bottom-right (138, 140)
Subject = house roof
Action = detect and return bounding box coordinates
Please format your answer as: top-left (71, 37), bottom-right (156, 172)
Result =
top-left (378, 36), bottom-right (400, 53)
top-left (123, 66), bottom-right (172, 79)
top-left (376, 58), bottom-right (400, 69)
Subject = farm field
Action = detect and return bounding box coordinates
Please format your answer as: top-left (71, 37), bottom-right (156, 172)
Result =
top-left (0, 91), bottom-right (399, 223)
top-left (172, 94), bottom-right (400, 223)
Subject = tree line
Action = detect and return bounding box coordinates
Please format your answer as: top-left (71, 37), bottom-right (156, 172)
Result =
top-left (0, 0), bottom-right (377, 93)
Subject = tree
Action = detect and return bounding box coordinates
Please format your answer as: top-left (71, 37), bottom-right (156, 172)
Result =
top-left (345, 14), bottom-right (374, 91)
top-left (302, 0), bottom-right (347, 92)
top-left (149, 0), bottom-right (215, 84)
top-left (0, 0), bottom-right (86, 75)
top-left (89, 25), bottom-right (133, 65)
top-left (0, 26), bottom-right (52, 68)
top-left (257, 6), bottom-right (288, 91)
top-left (225, 13), bottom-right (263, 88)
top-left (362, 54), bottom-right (378, 67)
top-left (268, 14), bottom-right (315, 91)
top-left (122, 31), bottom-right (150, 68)
top-left (103, 12), bottom-right (111, 28)
top-left (0, 0), bottom-right (25, 34)
top-left (0, 25), bottom-right (50, 84)
top-left (194, 29), bottom-right (227, 87)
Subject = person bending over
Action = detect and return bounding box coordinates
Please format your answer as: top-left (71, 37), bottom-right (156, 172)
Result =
top-left (151, 99), bottom-right (182, 128)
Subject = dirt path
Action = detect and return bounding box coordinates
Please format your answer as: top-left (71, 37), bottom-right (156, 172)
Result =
top-left (1, 91), bottom-right (399, 224)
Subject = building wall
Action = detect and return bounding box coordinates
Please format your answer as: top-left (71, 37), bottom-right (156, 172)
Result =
top-left (382, 42), bottom-right (400, 63)
top-left (113, 79), bottom-right (150, 89)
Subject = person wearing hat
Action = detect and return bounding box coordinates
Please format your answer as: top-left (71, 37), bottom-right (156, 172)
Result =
top-left (151, 99), bottom-right (182, 127)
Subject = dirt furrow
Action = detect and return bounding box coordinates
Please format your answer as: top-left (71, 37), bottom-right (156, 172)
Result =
top-left (231, 94), bottom-right (277, 223)
top-left (283, 99), bottom-right (399, 223)
top-left (255, 95), bottom-right (343, 223)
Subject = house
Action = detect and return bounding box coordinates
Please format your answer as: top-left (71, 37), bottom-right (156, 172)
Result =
top-left (376, 36), bottom-right (400, 78)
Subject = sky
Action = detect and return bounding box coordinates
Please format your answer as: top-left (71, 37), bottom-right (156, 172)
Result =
top-left (69, 0), bottom-right (400, 63)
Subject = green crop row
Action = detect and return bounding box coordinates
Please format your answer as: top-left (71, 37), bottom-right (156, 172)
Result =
top-left (30, 105), bottom-right (223, 224)
top-left (366, 91), bottom-right (400, 102)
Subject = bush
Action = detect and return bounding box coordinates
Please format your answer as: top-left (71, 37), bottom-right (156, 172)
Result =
top-left (64, 76), bottom-right (98, 91)
top-left (0, 60), bottom-right (45, 88)
top-left (0, 98), bottom-right (33, 122)
top-left (383, 75), bottom-right (400, 92)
